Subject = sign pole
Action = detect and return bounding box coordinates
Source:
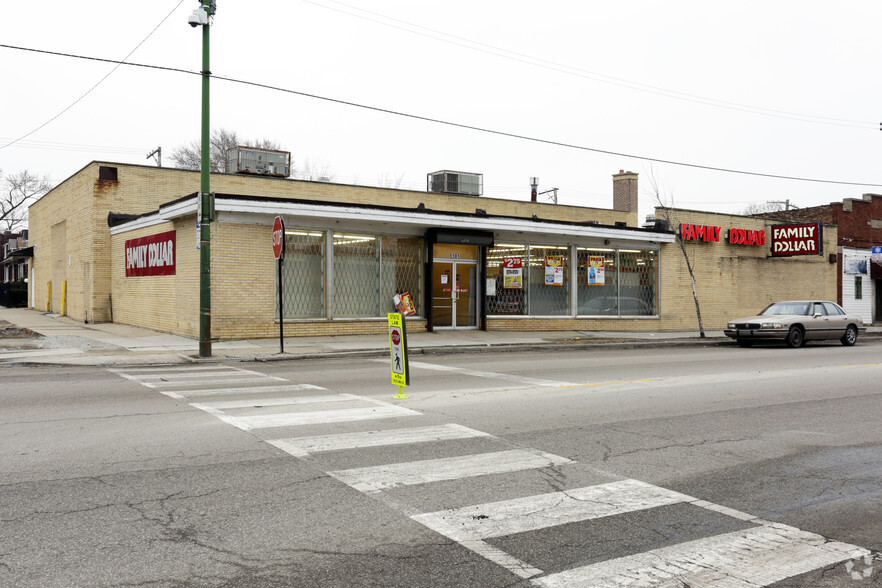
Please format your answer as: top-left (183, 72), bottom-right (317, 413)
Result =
top-left (272, 216), bottom-right (285, 354)
top-left (388, 312), bottom-right (410, 399)
top-left (278, 254), bottom-right (284, 354)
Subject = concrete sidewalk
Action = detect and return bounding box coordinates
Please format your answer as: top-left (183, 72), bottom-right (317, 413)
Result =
top-left (0, 305), bottom-right (771, 367)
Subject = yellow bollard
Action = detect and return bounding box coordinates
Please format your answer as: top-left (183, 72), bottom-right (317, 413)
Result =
top-left (61, 281), bottom-right (67, 317)
top-left (46, 281), bottom-right (51, 312)
top-left (393, 385), bottom-right (408, 400)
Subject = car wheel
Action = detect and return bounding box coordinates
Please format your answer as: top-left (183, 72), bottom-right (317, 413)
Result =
top-left (841, 324), bottom-right (858, 346)
top-left (785, 325), bottom-right (805, 348)
top-left (736, 339), bottom-right (753, 348)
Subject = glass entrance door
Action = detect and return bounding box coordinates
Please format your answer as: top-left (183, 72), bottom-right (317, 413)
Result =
top-left (432, 260), bottom-right (478, 328)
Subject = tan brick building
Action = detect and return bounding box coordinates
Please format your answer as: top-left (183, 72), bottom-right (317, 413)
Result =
top-left (25, 161), bottom-right (841, 339)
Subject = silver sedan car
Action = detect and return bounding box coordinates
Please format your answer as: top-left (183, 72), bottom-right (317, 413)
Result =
top-left (725, 300), bottom-right (865, 348)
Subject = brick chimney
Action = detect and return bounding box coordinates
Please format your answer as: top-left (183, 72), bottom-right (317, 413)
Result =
top-left (613, 170), bottom-right (638, 213)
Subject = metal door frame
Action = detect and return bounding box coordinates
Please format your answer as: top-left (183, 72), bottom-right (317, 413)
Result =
top-left (432, 258), bottom-right (479, 330)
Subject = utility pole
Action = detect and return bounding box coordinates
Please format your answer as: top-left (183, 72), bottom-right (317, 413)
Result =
top-left (770, 199), bottom-right (796, 211)
top-left (190, 0), bottom-right (216, 357)
top-left (146, 147), bottom-right (162, 167)
top-left (539, 187), bottom-right (559, 204)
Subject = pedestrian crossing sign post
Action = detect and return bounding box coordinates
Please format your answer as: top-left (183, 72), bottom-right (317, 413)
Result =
top-left (388, 312), bottom-right (410, 398)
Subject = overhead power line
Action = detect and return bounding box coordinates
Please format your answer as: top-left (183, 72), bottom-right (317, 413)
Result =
top-left (0, 0), bottom-right (184, 152)
top-left (2, 43), bottom-right (882, 189)
top-left (303, 0), bottom-right (876, 130)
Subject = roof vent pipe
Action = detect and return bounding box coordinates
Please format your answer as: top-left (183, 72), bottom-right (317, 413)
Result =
top-left (530, 177), bottom-right (539, 202)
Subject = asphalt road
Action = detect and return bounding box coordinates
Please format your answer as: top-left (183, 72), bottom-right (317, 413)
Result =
top-left (1, 341), bottom-right (881, 587)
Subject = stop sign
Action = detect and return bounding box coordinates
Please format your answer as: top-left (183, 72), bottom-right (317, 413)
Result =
top-left (391, 328), bottom-right (401, 346)
top-left (272, 216), bottom-right (284, 259)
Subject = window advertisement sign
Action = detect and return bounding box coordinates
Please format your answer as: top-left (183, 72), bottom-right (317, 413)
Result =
top-left (771, 222), bottom-right (823, 257)
top-left (587, 255), bottom-right (605, 285)
top-left (545, 256), bottom-right (564, 286)
top-left (843, 254), bottom-right (868, 275)
top-left (125, 230), bottom-right (176, 277)
top-left (503, 256), bottom-right (523, 289)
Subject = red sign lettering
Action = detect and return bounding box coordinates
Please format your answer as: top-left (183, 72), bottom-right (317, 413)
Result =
top-left (728, 228), bottom-right (766, 246)
top-left (680, 223), bottom-right (721, 242)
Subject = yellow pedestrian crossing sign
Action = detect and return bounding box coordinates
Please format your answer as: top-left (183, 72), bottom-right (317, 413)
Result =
top-left (388, 313), bottom-right (410, 396)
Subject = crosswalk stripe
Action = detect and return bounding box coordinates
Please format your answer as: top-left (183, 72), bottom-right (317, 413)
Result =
top-left (109, 366), bottom-right (286, 388)
top-left (216, 405), bottom-right (421, 431)
top-left (412, 479), bottom-right (693, 542)
top-left (329, 449), bottom-right (571, 494)
top-left (164, 383), bottom-right (326, 398)
top-left (268, 424), bottom-right (493, 457)
top-left (109, 366), bottom-right (229, 373)
top-left (532, 522), bottom-right (869, 587)
top-left (190, 393), bottom-right (360, 411)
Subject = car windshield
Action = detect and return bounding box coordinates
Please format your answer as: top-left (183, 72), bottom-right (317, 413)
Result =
top-left (761, 302), bottom-right (810, 316)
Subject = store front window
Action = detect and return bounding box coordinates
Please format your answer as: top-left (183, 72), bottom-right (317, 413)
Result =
top-left (279, 230), bottom-right (325, 319)
top-left (577, 248), bottom-right (656, 316)
top-left (485, 244), bottom-right (527, 315)
top-left (280, 231), bottom-right (422, 320)
top-left (528, 245), bottom-right (570, 315)
top-left (486, 243), bottom-right (657, 317)
top-left (577, 248), bottom-right (618, 315)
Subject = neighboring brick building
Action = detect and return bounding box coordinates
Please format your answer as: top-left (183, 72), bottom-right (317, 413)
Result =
top-left (25, 161), bottom-right (842, 339)
top-left (1, 230), bottom-right (29, 283)
top-left (755, 193), bottom-right (882, 323)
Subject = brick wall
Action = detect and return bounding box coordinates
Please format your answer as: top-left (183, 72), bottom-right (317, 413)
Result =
top-left (31, 162), bottom-right (839, 338)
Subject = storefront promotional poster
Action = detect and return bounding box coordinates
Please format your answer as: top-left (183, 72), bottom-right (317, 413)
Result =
top-left (545, 256), bottom-right (564, 286)
top-left (588, 256), bottom-right (605, 285)
top-left (503, 257), bottom-right (523, 288)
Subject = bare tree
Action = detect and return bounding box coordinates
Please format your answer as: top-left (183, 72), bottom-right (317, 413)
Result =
top-left (1, 169), bottom-right (52, 231)
top-left (646, 168), bottom-right (706, 338)
top-left (168, 128), bottom-right (283, 173)
top-left (741, 201), bottom-right (787, 216)
top-left (376, 171), bottom-right (404, 189)
top-left (295, 157), bottom-right (334, 182)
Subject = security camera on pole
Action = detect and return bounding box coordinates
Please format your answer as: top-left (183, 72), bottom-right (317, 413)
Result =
top-left (189, 0), bottom-right (216, 358)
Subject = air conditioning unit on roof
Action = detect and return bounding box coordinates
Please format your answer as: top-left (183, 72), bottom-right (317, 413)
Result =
top-left (427, 170), bottom-right (483, 197)
top-left (226, 146), bottom-right (291, 177)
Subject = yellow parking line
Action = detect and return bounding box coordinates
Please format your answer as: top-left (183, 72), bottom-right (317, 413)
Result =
top-left (560, 379), bottom-right (654, 388)
top-left (842, 362), bottom-right (882, 368)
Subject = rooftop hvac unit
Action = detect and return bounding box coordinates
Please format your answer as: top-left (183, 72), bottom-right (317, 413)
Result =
top-left (226, 146), bottom-right (291, 177)
top-left (427, 170), bottom-right (483, 197)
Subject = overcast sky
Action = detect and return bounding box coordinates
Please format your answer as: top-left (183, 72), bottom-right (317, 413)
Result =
top-left (3, 1), bottom-right (881, 223)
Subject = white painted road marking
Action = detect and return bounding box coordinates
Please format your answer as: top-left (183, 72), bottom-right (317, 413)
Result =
top-left (108, 364), bottom-right (873, 585)
top-left (329, 449), bottom-right (571, 494)
top-left (162, 383), bottom-right (326, 399)
top-left (386, 359), bottom-right (577, 387)
top-left (268, 423), bottom-right (492, 457)
top-left (217, 405), bottom-right (422, 431)
top-left (190, 393), bottom-right (360, 411)
top-left (413, 479), bottom-right (693, 541)
top-left (109, 366), bottom-right (286, 388)
top-left (532, 522), bottom-right (870, 587)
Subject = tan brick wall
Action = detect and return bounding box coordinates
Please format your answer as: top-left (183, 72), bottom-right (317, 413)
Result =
top-left (29, 161), bottom-right (631, 327)
top-left (109, 216), bottom-right (430, 339)
top-left (109, 220), bottom-right (193, 334)
top-left (31, 162), bottom-right (838, 338)
top-left (656, 209), bottom-right (837, 330)
top-left (488, 209), bottom-right (837, 333)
